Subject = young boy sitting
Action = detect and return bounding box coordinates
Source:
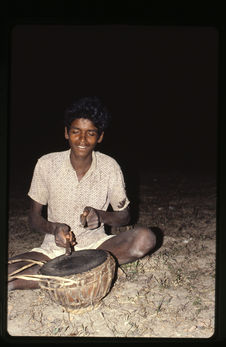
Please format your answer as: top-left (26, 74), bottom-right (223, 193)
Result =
top-left (8, 96), bottom-right (156, 290)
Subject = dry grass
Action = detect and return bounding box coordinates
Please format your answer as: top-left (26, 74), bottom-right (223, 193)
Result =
top-left (7, 170), bottom-right (216, 337)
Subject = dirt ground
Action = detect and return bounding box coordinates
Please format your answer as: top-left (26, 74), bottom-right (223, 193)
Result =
top-left (7, 169), bottom-right (216, 338)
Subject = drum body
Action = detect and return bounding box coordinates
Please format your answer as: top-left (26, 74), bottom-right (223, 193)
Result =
top-left (39, 249), bottom-right (116, 313)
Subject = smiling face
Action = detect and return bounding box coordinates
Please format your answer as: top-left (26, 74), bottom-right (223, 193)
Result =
top-left (65, 118), bottom-right (104, 159)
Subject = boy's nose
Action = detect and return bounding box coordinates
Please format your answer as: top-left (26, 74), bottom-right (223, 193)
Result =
top-left (79, 133), bottom-right (86, 143)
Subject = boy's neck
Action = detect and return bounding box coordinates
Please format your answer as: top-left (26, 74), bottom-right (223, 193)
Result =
top-left (69, 150), bottom-right (93, 180)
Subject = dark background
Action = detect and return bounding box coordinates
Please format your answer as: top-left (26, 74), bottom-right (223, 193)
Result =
top-left (9, 25), bottom-right (218, 195)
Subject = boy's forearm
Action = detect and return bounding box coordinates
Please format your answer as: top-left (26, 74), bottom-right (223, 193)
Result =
top-left (28, 212), bottom-right (56, 235)
top-left (97, 207), bottom-right (130, 227)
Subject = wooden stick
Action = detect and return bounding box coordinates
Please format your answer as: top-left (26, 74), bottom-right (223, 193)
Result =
top-left (8, 258), bottom-right (47, 266)
top-left (8, 273), bottom-right (78, 285)
top-left (8, 258), bottom-right (47, 280)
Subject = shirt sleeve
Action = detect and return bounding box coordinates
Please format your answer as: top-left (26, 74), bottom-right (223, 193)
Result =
top-left (27, 158), bottom-right (49, 205)
top-left (108, 160), bottom-right (130, 211)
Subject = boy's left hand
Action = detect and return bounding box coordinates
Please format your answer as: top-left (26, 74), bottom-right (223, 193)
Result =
top-left (80, 206), bottom-right (100, 230)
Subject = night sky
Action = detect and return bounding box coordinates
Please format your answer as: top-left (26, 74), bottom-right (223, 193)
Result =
top-left (9, 25), bottom-right (218, 194)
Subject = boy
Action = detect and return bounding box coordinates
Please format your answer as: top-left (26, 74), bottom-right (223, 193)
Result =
top-left (8, 97), bottom-right (156, 290)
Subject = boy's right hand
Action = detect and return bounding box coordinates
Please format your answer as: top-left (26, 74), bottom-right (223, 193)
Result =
top-left (52, 223), bottom-right (76, 248)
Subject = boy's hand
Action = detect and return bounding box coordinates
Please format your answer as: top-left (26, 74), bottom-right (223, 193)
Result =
top-left (80, 207), bottom-right (100, 230)
top-left (53, 223), bottom-right (76, 248)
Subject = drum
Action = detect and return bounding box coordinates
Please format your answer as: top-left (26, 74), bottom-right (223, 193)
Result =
top-left (38, 249), bottom-right (116, 313)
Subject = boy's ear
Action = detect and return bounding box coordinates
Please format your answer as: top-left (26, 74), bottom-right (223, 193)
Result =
top-left (97, 131), bottom-right (104, 143)
top-left (65, 127), bottom-right (69, 140)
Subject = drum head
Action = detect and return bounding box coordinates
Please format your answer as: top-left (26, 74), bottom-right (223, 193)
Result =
top-left (39, 249), bottom-right (108, 276)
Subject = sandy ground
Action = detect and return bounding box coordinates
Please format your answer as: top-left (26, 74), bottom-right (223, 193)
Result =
top-left (7, 170), bottom-right (216, 338)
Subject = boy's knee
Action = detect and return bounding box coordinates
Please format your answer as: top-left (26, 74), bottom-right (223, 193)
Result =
top-left (130, 226), bottom-right (156, 258)
top-left (137, 226), bottom-right (156, 247)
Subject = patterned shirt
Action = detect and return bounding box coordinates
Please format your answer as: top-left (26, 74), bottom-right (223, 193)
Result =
top-left (28, 149), bottom-right (130, 252)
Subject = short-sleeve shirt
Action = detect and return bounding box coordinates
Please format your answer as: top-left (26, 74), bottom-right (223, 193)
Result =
top-left (28, 149), bottom-right (130, 253)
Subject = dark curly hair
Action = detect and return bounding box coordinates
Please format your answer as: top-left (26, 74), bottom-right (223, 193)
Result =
top-left (64, 97), bottom-right (111, 135)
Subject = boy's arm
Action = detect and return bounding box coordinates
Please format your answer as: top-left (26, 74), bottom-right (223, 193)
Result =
top-left (28, 199), bottom-right (76, 248)
top-left (98, 206), bottom-right (130, 226)
top-left (80, 206), bottom-right (131, 230)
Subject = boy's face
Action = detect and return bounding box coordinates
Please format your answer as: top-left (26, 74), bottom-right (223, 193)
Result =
top-left (65, 118), bottom-right (104, 158)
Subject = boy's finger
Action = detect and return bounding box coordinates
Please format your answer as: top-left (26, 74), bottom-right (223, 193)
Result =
top-left (69, 231), bottom-right (77, 245)
top-left (82, 208), bottom-right (91, 218)
top-left (80, 210), bottom-right (90, 227)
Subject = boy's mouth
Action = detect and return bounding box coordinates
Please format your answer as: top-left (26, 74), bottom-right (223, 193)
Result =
top-left (76, 145), bottom-right (89, 150)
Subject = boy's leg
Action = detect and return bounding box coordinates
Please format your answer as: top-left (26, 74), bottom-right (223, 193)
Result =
top-left (8, 251), bottom-right (51, 290)
top-left (97, 225), bottom-right (156, 265)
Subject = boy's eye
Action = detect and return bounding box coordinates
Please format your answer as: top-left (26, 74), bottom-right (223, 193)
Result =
top-left (71, 129), bottom-right (79, 134)
top-left (88, 131), bottom-right (96, 136)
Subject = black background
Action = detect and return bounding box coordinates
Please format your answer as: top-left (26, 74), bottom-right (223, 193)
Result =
top-left (9, 25), bottom-right (218, 193)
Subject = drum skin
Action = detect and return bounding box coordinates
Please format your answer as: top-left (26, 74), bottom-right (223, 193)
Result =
top-left (40, 249), bottom-right (109, 276)
top-left (38, 250), bottom-right (116, 313)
